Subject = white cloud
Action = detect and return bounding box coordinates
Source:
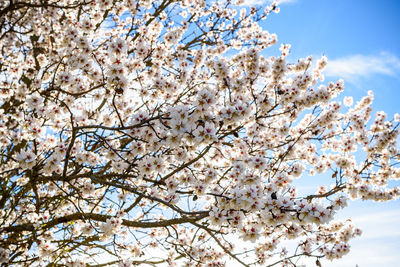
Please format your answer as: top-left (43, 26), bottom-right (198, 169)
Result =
top-left (324, 52), bottom-right (400, 83)
top-left (349, 209), bottom-right (400, 239)
top-left (350, 209), bottom-right (400, 224)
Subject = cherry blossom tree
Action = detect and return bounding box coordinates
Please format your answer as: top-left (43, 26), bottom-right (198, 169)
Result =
top-left (0, 0), bottom-right (399, 266)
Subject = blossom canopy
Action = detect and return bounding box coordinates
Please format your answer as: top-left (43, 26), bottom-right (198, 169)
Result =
top-left (0, 0), bottom-right (399, 266)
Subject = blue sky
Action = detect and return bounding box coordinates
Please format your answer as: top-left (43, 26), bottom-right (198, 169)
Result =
top-left (251, 0), bottom-right (400, 266)
top-left (262, 0), bottom-right (400, 115)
